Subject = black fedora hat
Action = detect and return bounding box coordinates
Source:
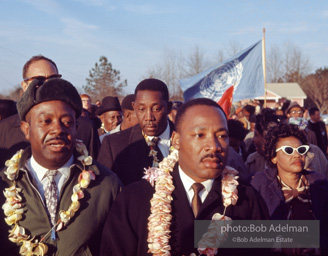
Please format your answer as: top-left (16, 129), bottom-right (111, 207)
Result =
top-left (96, 96), bottom-right (121, 116)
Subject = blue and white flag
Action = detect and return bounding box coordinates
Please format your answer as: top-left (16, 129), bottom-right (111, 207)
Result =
top-left (179, 40), bottom-right (264, 102)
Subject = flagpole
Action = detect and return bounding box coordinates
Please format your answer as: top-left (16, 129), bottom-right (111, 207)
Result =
top-left (263, 28), bottom-right (267, 108)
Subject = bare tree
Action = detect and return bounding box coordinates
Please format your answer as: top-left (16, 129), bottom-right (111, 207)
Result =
top-left (301, 67), bottom-right (328, 114)
top-left (147, 49), bottom-right (185, 99)
top-left (183, 46), bottom-right (210, 77)
top-left (267, 45), bottom-right (283, 82)
top-left (216, 49), bottom-right (225, 64)
top-left (227, 40), bottom-right (243, 56)
top-left (147, 46), bottom-right (213, 99)
top-left (282, 41), bottom-right (311, 84)
top-left (267, 42), bottom-right (311, 84)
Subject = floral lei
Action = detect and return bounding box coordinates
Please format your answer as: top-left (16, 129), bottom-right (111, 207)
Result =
top-left (142, 131), bottom-right (160, 168)
top-left (143, 148), bottom-right (239, 256)
top-left (2, 140), bottom-right (95, 256)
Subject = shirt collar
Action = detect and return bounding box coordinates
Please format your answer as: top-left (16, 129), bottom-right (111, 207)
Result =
top-left (147, 120), bottom-right (171, 141)
top-left (28, 155), bottom-right (73, 182)
top-left (178, 165), bottom-right (214, 193)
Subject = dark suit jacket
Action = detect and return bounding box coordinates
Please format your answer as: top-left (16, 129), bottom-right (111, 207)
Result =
top-left (97, 121), bottom-right (175, 185)
top-left (101, 164), bottom-right (269, 256)
top-left (0, 114), bottom-right (100, 168)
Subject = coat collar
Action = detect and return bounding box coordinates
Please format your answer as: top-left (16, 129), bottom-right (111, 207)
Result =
top-left (14, 146), bottom-right (101, 179)
top-left (128, 119), bottom-right (175, 144)
top-left (263, 166), bottom-right (326, 186)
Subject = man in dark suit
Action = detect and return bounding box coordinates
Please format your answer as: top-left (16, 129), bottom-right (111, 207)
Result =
top-left (0, 55), bottom-right (101, 168)
top-left (97, 78), bottom-right (173, 185)
top-left (101, 98), bottom-right (269, 256)
top-left (308, 107), bottom-right (328, 156)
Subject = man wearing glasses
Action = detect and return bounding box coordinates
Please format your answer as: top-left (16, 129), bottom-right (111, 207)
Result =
top-left (286, 102), bottom-right (328, 178)
top-left (0, 55), bottom-right (101, 168)
top-left (285, 102), bottom-right (317, 145)
top-left (21, 56), bottom-right (62, 91)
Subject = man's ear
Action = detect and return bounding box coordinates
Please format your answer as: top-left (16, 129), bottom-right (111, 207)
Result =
top-left (100, 114), bottom-right (104, 124)
top-left (20, 121), bottom-right (30, 140)
top-left (125, 111), bottom-right (131, 121)
top-left (132, 102), bottom-right (135, 111)
top-left (171, 131), bottom-right (180, 150)
top-left (21, 81), bottom-right (28, 92)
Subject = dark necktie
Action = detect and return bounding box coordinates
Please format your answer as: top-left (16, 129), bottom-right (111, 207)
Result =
top-left (191, 183), bottom-right (204, 218)
top-left (44, 170), bottom-right (58, 226)
top-left (152, 137), bottom-right (164, 162)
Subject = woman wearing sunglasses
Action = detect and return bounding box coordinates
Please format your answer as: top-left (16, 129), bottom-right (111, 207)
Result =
top-left (251, 123), bottom-right (328, 254)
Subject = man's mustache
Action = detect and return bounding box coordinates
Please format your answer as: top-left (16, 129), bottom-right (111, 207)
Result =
top-left (200, 153), bottom-right (222, 162)
top-left (45, 136), bottom-right (69, 144)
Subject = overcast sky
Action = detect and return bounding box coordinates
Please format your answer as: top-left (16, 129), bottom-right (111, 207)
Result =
top-left (1, 0), bottom-right (327, 98)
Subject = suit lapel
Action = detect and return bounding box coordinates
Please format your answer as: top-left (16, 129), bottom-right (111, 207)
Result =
top-left (170, 165), bottom-right (195, 254)
top-left (197, 177), bottom-right (226, 219)
top-left (128, 125), bottom-right (153, 171)
top-left (171, 165), bottom-right (194, 218)
top-left (129, 121), bottom-right (175, 170)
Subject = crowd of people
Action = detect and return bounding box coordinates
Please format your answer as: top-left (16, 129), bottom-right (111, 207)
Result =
top-left (0, 54), bottom-right (327, 255)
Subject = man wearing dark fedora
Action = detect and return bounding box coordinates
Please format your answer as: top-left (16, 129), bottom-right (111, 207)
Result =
top-left (97, 78), bottom-right (174, 185)
top-left (99, 94), bottom-right (138, 143)
top-left (0, 78), bottom-right (121, 255)
top-left (96, 96), bottom-right (122, 136)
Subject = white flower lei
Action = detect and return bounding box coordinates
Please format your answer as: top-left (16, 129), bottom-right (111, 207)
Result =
top-left (143, 149), bottom-right (239, 256)
top-left (2, 140), bottom-right (94, 256)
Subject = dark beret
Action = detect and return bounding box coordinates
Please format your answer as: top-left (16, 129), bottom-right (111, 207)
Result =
top-left (17, 78), bottom-right (82, 121)
top-left (96, 96), bottom-right (121, 116)
top-left (121, 94), bottom-right (135, 111)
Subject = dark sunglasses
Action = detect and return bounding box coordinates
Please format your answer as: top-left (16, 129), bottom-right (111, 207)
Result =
top-left (276, 145), bottom-right (309, 155)
top-left (23, 74), bottom-right (62, 82)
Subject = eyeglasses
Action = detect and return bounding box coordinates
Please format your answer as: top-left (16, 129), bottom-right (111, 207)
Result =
top-left (23, 74), bottom-right (62, 82)
top-left (290, 110), bottom-right (303, 115)
top-left (276, 145), bottom-right (309, 155)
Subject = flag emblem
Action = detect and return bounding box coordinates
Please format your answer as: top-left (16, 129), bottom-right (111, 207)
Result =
top-left (200, 59), bottom-right (243, 101)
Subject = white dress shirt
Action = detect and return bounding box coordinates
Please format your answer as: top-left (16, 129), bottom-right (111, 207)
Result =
top-left (26, 155), bottom-right (73, 201)
top-left (147, 120), bottom-right (171, 157)
top-left (179, 166), bottom-right (214, 205)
